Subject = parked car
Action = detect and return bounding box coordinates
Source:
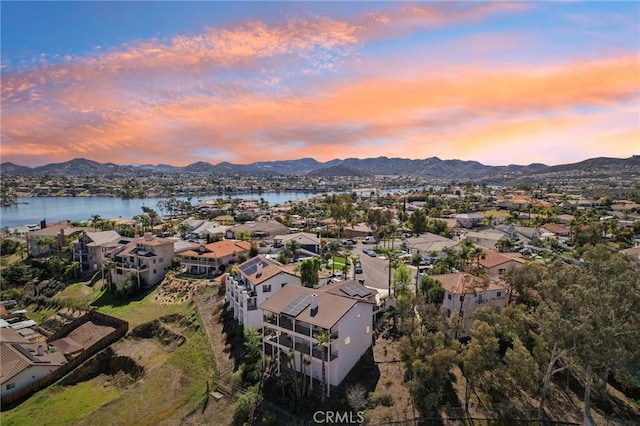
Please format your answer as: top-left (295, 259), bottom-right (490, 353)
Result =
top-left (342, 239), bottom-right (356, 248)
top-left (363, 248), bottom-right (377, 257)
top-left (362, 236), bottom-right (378, 244)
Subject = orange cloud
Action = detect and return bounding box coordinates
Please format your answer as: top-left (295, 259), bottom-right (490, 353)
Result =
top-left (1, 3), bottom-right (638, 167)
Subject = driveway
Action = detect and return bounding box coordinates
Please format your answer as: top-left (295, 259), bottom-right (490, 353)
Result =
top-left (346, 242), bottom-right (419, 296)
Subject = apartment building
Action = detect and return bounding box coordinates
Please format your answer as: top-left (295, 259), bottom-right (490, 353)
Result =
top-left (259, 281), bottom-right (376, 397)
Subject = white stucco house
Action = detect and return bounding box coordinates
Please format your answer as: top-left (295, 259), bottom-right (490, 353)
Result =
top-left (259, 280), bottom-right (376, 396)
top-left (225, 256), bottom-right (302, 329)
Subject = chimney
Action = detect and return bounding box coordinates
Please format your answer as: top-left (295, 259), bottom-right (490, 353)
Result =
top-left (37, 344), bottom-right (45, 356)
top-left (256, 263), bottom-right (263, 277)
top-left (199, 241), bottom-right (205, 253)
top-left (310, 293), bottom-right (318, 316)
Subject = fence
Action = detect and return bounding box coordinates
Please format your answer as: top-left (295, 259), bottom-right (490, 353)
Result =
top-left (1, 311), bottom-right (128, 408)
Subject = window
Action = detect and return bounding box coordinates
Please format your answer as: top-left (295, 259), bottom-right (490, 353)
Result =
top-left (447, 294), bottom-right (452, 300)
top-left (153, 269), bottom-right (156, 274)
top-left (281, 283), bottom-right (287, 288)
top-left (159, 258), bottom-right (164, 263)
top-left (6, 383), bottom-right (15, 390)
top-left (344, 336), bottom-right (350, 346)
top-left (497, 291), bottom-right (502, 297)
top-left (459, 295), bottom-right (464, 301)
top-left (263, 285), bottom-right (272, 293)
top-left (365, 326), bottom-right (370, 334)
top-left (498, 268), bottom-right (506, 275)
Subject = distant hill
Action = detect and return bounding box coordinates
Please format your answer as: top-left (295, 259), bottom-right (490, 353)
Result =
top-left (307, 164), bottom-right (373, 178)
top-left (0, 162), bottom-right (32, 175)
top-left (2, 155), bottom-right (638, 182)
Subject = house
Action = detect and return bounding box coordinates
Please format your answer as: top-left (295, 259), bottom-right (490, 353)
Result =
top-left (401, 232), bottom-right (458, 256)
top-left (72, 230), bottom-right (123, 272)
top-left (227, 220), bottom-right (290, 240)
top-left (0, 328), bottom-right (67, 398)
top-left (465, 229), bottom-right (509, 250)
top-left (477, 249), bottom-right (525, 277)
top-left (176, 240), bottom-right (252, 276)
top-left (259, 281), bottom-right (375, 396)
top-left (111, 233), bottom-right (174, 288)
top-left (25, 224), bottom-right (87, 258)
top-left (455, 213), bottom-right (484, 229)
top-left (225, 256), bottom-right (301, 329)
top-left (273, 232), bottom-right (321, 254)
top-left (432, 272), bottom-right (507, 337)
top-left (342, 224), bottom-right (374, 239)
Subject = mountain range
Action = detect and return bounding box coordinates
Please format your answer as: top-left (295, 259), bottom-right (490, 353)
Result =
top-left (2, 155), bottom-right (639, 182)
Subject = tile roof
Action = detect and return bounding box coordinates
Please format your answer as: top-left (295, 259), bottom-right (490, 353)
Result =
top-left (478, 249), bottom-right (524, 269)
top-left (84, 230), bottom-right (122, 247)
top-left (178, 240), bottom-right (252, 259)
top-left (259, 285), bottom-right (357, 329)
top-left (0, 342), bottom-right (67, 384)
top-left (430, 272), bottom-right (504, 295)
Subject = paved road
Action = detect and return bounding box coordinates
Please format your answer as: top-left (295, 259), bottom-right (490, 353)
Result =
top-left (345, 241), bottom-right (419, 296)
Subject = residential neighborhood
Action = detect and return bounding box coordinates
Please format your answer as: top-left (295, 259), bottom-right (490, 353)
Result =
top-left (1, 177), bottom-right (640, 425)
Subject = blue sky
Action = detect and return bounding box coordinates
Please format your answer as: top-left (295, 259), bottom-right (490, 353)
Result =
top-left (2, 1), bottom-right (638, 167)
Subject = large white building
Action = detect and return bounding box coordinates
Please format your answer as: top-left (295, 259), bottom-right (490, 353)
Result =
top-left (72, 230), bottom-right (129, 273)
top-left (259, 281), bottom-right (377, 396)
top-left (432, 272), bottom-right (507, 337)
top-left (225, 256), bottom-right (301, 329)
top-left (112, 233), bottom-right (174, 288)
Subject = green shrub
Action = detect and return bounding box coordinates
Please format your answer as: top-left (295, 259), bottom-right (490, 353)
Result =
top-left (369, 391), bottom-right (394, 407)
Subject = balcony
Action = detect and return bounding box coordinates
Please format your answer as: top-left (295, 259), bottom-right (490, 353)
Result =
top-left (295, 322), bottom-right (311, 336)
top-left (116, 262), bottom-right (149, 271)
top-left (476, 297), bottom-right (506, 305)
top-left (312, 346), bottom-right (339, 361)
top-left (278, 334), bottom-right (293, 349)
top-left (279, 316), bottom-right (294, 331)
top-left (264, 314), bottom-right (278, 326)
top-left (247, 297), bottom-right (258, 311)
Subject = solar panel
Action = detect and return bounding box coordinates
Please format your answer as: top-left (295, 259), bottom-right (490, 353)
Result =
top-left (340, 282), bottom-right (372, 298)
top-left (239, 257), bottom-right (264, 276)
top-left (281, 293), bottom-right (312, 317)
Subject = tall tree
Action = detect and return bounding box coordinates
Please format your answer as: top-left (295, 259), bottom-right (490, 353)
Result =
top-left (314, 331), bottom-right (332, 403)
top-left (298, 257), bottom-right (321, 288)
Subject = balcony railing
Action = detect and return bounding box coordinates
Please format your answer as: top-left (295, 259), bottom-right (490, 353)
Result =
top-left (116, 262), bottom-right (148, 270)
top-left (476, 297), bottom-right (506, 305)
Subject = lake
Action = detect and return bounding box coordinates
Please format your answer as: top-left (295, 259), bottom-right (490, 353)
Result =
top-left (0, 192), bottom-right (321, 228)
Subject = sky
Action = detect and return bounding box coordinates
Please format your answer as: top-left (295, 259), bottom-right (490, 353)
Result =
top-left (1, 1), bottom-right (639, 168)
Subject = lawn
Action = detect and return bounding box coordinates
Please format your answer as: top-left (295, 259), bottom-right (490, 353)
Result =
top-left (54, 282), bottom-right (102, 307)
top-left (2, 379), bottom-right (120, 426)
top-left (331, 256), bottom-right (347, 271)
top-left (91, 287), bottom-right (192, 328)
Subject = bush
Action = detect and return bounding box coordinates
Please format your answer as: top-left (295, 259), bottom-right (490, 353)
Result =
top-left (369, 391), bottom-right (394, 407)
top-left (383, 377), bottom-right (394, 389)
top-left (232, 387), bottom-right (262, 426)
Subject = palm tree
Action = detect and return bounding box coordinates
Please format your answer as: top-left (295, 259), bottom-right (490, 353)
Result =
top-left (103, 259), bottom-right (115, 292)
top-left (37, 236), bottom-right (57, 259)
top-left (287, 240), bottom-right (301, 263)
top-left (411, 252), bottom-right (423, 289)
top-left (15, 243), bottom-right (26, 259)
top-left (315, 331), bottom-right (332, 403)
top-left (326, 240), bottom-right (342, 275)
